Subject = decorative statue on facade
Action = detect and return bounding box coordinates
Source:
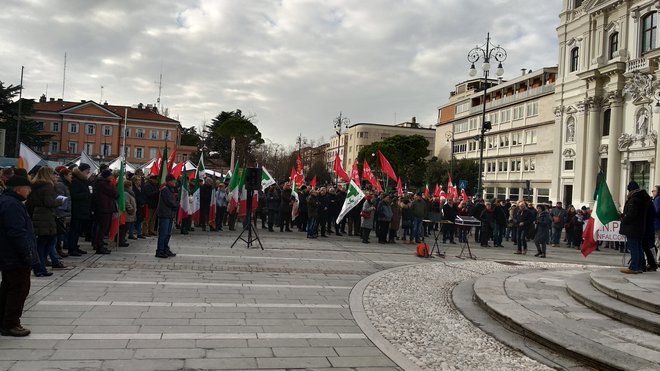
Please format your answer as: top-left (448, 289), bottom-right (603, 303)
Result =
top-left (566, 118), bottom-right (575, 142)
top-left (636, 108), bottom-right (650, 135)
top-left (618, 133), bottom-right (634, 151)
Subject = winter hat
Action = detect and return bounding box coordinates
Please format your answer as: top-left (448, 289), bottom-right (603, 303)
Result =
top-left (55, 165), bottom-right (66, 174)
top-left (101, 169), bottom-right (113, 178)
top-left (627, 181), bottom-right (640, 191)
top-left (78, 163), bottom-right (91, 172)
top-left (5, 176), bottom-right (31, 187)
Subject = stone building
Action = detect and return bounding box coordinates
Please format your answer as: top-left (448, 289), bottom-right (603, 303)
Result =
top-left (436, 67), bottom-right (558, 203)
top-left (555, 0), bottom-right (660, 207)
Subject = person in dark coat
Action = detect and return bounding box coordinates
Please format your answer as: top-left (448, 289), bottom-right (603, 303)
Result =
top-left (266, 187), bottom-right (280, 232)
top-left (442, 199), bottom-right (458, 243)
top-left (335, 186), bottom-right (347, 234)
top-left (471, 199), bottom-right (486, 243)
top-left (199, 177), bottom-right (213, 231)
top-left (156, 175), bottom-right (178, 258)
top-left (479, 202), bottom-right (495, 247)
top-left (493, 200), bottom-right (508, 247)
top-left (130, 175), bottom-right (147, 239)
top-left (143, 176), bottom-right (160, 236)
top-left (377, 195), bottom-right (393, 243)
top-left (0, 176), bottom-right (36, 336)
top-left (516, 201), bottom-right (533, 254)
top-left (643, 198), bottom-right (657, 271)
top-left (318, 187), bottom-right (330, 237)
top-left (297, 186), bottom-right (308, 232)
top-left (27, 167), bottom-right (65, 275)
top-left (91, 169), bottom-right (117, 254)
top-left (653, 185), bottom-right (660, 265)
top-left (279, 183), bottom-right (293, 232)
top-left (306, 190), bottom-right (320, 238)
top-left (619, 181), bottom-right (651, 274)
top-left (534, 204), bottom-right (551, 258)
top-left (327, 187), bottom-right (341, 235)
top-left (68, 164), bottom-right (92, 255)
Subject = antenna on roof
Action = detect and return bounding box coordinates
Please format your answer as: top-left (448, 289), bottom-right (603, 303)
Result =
top-left (100, 85), bottom-right (104, 103)
top-left (155, 61), bottom-right (163, 113)
top-left (61, 52), bottom-right (67, 100)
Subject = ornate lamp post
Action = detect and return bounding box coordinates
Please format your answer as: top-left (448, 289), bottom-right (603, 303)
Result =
top-left (468, 33), bottom-right (507, 199)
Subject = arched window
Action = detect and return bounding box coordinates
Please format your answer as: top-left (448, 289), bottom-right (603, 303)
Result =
top-left (570, 48), bottom-right (579, 72)
top-left (642, 13), bottom-right (657, 54)
top-left (609, 32), bottom-right (618, 59)
top-left (602, 109), bottom-right (611, 136)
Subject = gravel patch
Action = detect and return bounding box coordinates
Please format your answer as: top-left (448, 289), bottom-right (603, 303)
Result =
top-left (362, 260), bottom-right (589, 370)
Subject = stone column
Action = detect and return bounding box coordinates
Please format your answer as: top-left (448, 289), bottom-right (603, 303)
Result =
top-left (606, 91), bottom-right (623, 205)
top-left (573, 101), bottom-right (587, 204)
top-left (551, 106), bottom-right (564, 202)
top-left (583, 97), bottom-right (602, 204)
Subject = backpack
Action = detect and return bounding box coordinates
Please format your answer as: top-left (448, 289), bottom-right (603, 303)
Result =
top-left (416, 243), bottom-right (430, 258)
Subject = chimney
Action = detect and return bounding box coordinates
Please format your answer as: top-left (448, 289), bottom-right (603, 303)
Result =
top-left (81, 100), bottom-right (86, 103)
top-left (57, 98), bottom-right (62, 102)
top-left (103, 100), bottom-right (108, 105)
top-left (137, 103), bottom-right (144, 110)
top-left (50, 98), bottom-right (55, 102)
top-left (412, 116), bottom-right (416, 124)
top-left (521, 68), bottom-right (526, 76)
top-left (39, 94), bottom-right (46, 103)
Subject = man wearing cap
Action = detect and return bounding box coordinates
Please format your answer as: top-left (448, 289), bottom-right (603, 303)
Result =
top-left (0, 176), bottom-right (37, 336)
top-left (156, 174), bottom-right (178, 258)
top-left (620, 181), bottom-right (651, 274)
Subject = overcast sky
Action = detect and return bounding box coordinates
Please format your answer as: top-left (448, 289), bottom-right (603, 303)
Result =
top-left (1, 0), bottom-right (561, 148)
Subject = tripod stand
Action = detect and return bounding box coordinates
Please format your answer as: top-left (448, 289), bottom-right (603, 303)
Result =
top-left (230, 190), bottom-right (264, 250)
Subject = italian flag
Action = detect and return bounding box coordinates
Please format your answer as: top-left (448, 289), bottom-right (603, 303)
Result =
top-left (291, 180), bottom-right (299, 221)
top-left (191, 154), bottom-right (205, 224)
top-left (229, 160), bottom-right (243, 214)
top-left (109, 160), bottom-right (126, 242)
top-left (582, 179), bottom-right (619, 257)
top-left (209, 184), bottom-right (217, 230)
top-left (177, 165), bottom-right (192, 224)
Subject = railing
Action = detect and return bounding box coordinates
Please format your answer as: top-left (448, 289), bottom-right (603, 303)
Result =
top-left (467, 84), bottom-right (554, 114)
top-left (626, 57), bottom-right (649, 73)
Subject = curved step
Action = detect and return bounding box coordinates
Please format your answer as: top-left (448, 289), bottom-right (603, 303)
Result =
top-left (567, 272), bottom-right (660, 335)
top-left (590, 268), bottom-right (660, 314)
top-left (473, 269), bottom-right (660, 371)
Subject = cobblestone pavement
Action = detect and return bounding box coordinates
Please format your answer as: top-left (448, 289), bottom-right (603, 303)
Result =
top-left (0, 228), bottom-right (625, 370)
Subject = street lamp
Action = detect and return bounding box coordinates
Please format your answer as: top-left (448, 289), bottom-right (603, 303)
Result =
top-left (333, 112), bottom-right (350, 183)
top-left (467, 33), bottom-right (507, 199)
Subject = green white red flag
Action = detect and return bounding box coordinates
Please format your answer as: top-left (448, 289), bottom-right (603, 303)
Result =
top-left (336, 180), bottom-right (365, 224)
top-left (582, 179), bottom-right (619, 257)
top-left (191, 153), bottom-right (205, 224)
top-left (261, 166), bottom-right (276, 191)
top-left (177, 165), bottom-right (192, 224)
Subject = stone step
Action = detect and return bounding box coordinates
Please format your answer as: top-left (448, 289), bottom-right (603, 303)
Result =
top-left (590, 268), bottom-right (660, 314)
top-left (567, 272), bottom-right (660, 335)
top-left (472, 269), bottom-right (660, 371)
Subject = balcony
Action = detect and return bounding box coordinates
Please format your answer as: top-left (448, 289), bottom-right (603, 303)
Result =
top-left (626, 57), bottom-right (649, 73)
top-left (468, 84), bottom-right (554, 115)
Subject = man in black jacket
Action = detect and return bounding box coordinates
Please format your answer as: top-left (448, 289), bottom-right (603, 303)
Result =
top-left (143, 176), bottom-right (160, 236)
top-left (68, 164), bottom-right (92, 256)
top-left (156, 175), bottom-right (178, 258)
top-left (620, 181), bottom-right (651, 274)
top-left (0, 176), bottom-right (36, 336)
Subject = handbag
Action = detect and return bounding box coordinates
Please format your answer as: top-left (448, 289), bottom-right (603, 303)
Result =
top-left (55, 217), bottom-right (67, 235)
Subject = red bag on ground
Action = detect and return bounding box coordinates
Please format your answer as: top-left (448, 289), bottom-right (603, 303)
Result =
top-left (416, 243), bottom-right (429, 258)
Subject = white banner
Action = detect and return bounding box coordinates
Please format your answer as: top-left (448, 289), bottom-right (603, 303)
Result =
top-left (597, 220), bottom-right (626, 242)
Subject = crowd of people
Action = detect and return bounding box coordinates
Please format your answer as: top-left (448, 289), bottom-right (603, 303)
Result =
top-left (2, 162), bottom-right (660, 337)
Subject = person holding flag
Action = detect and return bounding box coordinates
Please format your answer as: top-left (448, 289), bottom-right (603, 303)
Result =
top-left (155, 174), bottom-right (178, 259)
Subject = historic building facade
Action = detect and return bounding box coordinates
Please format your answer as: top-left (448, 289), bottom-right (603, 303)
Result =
top-left (436, 67), bottom-right (558, 203)
top-left (29, 96), bottom-right (192, 165)
top-left (555, 0), bottom-right (660, 207)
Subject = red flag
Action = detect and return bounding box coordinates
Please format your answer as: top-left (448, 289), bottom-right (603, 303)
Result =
top-left (397, 177), bottom-right (403, 196)
top-left (290, 167), bottom-right (296, 183)
top-left (363, 160), bottom-right (380, 191)
top-left (424, 184), bottom-right (430, 198)
top-left (581, 215), bottom-right (597, 257)
top-left (351, 161), bottom-right (361, 188)
top-left (434, 184), bottom-right (440, 198)
top-left (333, 153), bottom-right (350, 183)
top-left (170, 161), bottom-right (185, 179)
top-left (295, 155), bottom-right (304, 187)
top-left (150, 150), bottom-right (162, 176)
top-left (448, 173), bottom-right (458, 199)
top-left (461, 189), bottom-right (468, 203)
top-left (167, 149), bottom-right (177, 173)
top-left (311, 176), bottom-right (317, 190)
top-left (296, 154), bottom-right (303, 173)
top-left (378, 150), bottom-right (397, 181)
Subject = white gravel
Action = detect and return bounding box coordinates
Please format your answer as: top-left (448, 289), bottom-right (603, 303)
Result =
top-left (362, 261), bottom-right (587, 370)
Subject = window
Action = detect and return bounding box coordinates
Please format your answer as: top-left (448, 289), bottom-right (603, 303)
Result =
top-left (136, 129), bottom-right (145, 138)
top-left (161, 131), bottom-right (168, 140)
top-left (609, 32), bottom-right (619, 59)
top-left (149, 148), bottom-right (157, 159)
top-left (455, 121), bottom-right (468, 133)
top-left (530, 158), bottom-right (536, 171)
top-left (52, 122), bottom-right (60, 132)
top-left (487, 136), bottom-right (498, 149)
top-left (500, 134), bottom-right (509, 147)
top-left (150, 130), bottom-right (158, 140)
top-left (500, 109), bottom-right (511, 122)
top-left (489, 112), bottom-right (499, 126)
top-left (537, 188), bottom-right (550, 203)
top-left (511, 159), bottom-right (521, 171)
top-left (497, 187), bottom-right (507, 197)
top-left (526, 101), bottom-right (538, 117)
top-left (485, 187), bottom-right (495, 200)
top-left (509, 188), bottom-right (520, 201)
top-left (102, 144), bottom-right (111, 157)
top-left (570, 47), bottom-right (579, 72)
top-left (50, 141), bottom-right (59, 153)
top-left (84, 143), bottom-right (93, 155)
top-left (564, 160), bottom-right (574, 171)
top-left (642, 13), bottom-right (657, 54)
top-left (124, 145), bottom-right (131, 158)
top-left (468, 141), bottom-right (477, 151)
top-left (525, 130), bottom-right (537, 144)
top-left (454, 142), bottom-right (467, 153)
top-left (498, 160), bottom-right (508, 172)
top-left (68, 141), bottom-right (77, 153)
top-left (455, 101), bottom-right (470, 114)
top-left (103, 126), bottom-right (112, 136)
top-left (486, 161), bottom-right (497, 173)
top-left (512, 105), bottom-right (525, 120)
top-left (602, 109), bottom-right (611, 136)
top-left (524, 159), bottom-right (530, 171)
top-left (511, 132), bottom-right (522, 146)
top-left (69, 122), bottom-right (79, 133)
top-left (469, 117), bottom-right (479, 130)
top-left (35, 122), bottom-right (44, 130)
top-left (125, 128), bottom-right (131, 137)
